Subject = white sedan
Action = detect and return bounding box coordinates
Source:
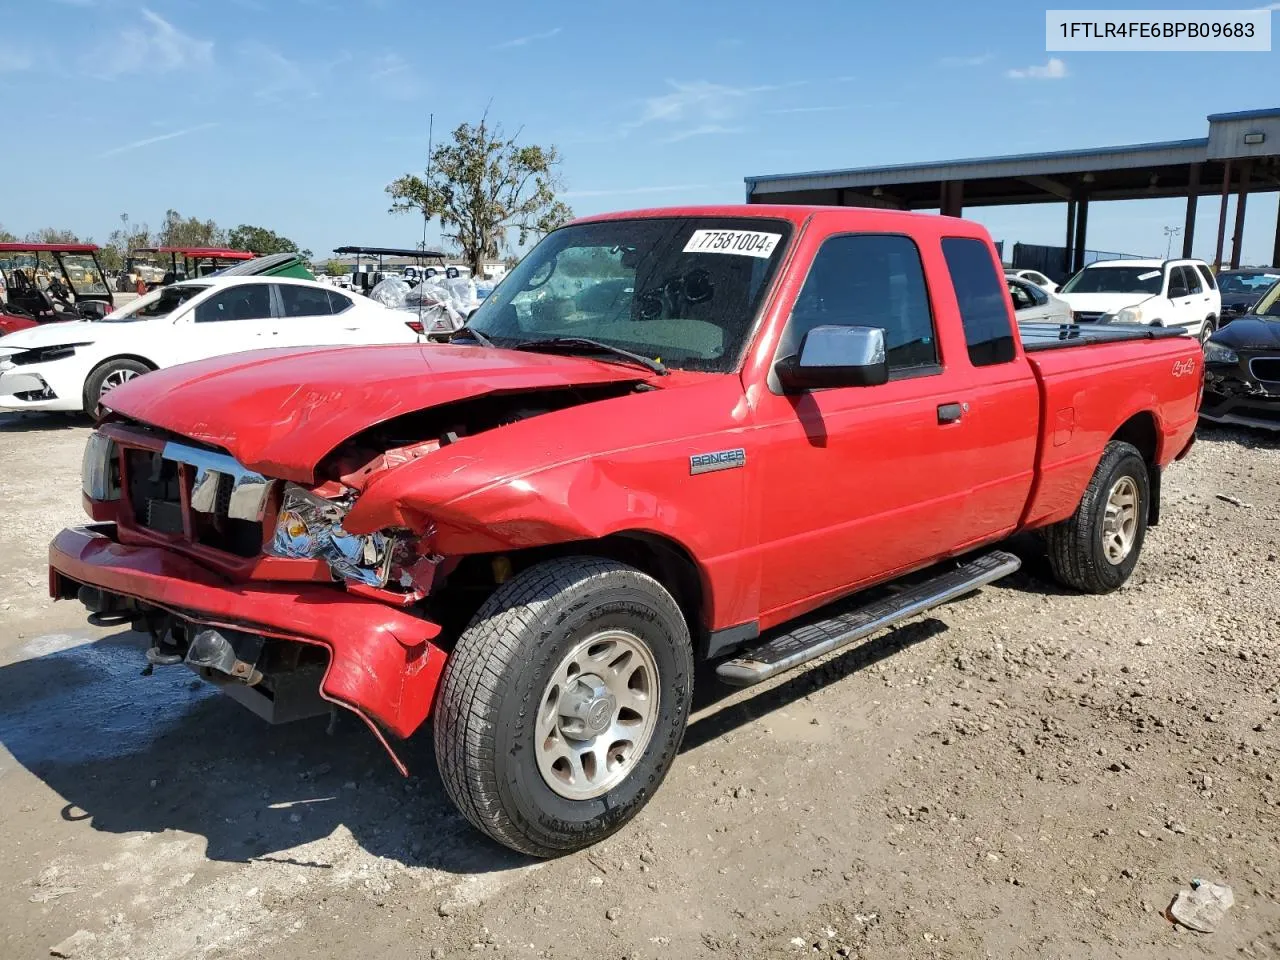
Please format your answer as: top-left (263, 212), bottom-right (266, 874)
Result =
top-left (0, 276), bottom-right (422, 414)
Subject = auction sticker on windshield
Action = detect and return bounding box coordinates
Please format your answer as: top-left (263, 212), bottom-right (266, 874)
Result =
top-left (684, 230), bottom-right (781, 258)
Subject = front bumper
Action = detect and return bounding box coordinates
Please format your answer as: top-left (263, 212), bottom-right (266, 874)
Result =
top-left (49, 524), bottom-right (447, 761)
top-left (1199, 389), bottom-right (1280, 431)
top-left (0, 360), bottom-right (81, 411)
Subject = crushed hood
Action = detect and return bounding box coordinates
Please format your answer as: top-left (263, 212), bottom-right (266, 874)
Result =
top-left (102, 343), bottom-right (648, 481)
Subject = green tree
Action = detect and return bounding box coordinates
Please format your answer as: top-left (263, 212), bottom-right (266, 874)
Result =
top-left (323, 259), bottom-right (347, 276)
top-left (101, 220), bottom-right (153, 274)
top-left (386, 114), bottom-right (571, 277)
top-left (25, 227), bottom-right (81, 244)
top-left (0, 224), bottom-right (17, 243)
top-left (157, 209), bottom-right (223, 248)
top-left (226, 224), bottom-right (303, 257)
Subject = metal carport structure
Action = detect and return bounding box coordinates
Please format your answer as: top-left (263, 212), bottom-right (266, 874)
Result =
top-left (745, 108), bottom-right (1280, 271)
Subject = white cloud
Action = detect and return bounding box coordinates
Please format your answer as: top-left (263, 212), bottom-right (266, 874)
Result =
top-left (659, 124), bottom-right (746, 144)
top-left (238, 42), bottom-right (315, 101)
top-left (0, 47), bottom-right (33, 72)
top-left (97, 8), bottom-right (213, 78)
top-left (941, 53), bottom-right (992, 67)
top-left (491, 27), bottom-right (562, 50)
top-left (369, 53), bottom-right (424, 100)
top-left (1006, 57), bottom-right (1068, 80)
top-left (97, 122), bottom-right (219, 159)
top-left (1254, 2), bottom-right (1280, 9)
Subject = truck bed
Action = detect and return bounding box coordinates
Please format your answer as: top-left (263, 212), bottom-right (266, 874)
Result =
top-left (1018, 321), bottom-right (1191, 352)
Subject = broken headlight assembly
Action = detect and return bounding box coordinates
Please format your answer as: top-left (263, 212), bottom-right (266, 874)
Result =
top-left (1202, 341), bottom-right (1238, 364)
top-left (269, 484), bottom-right (396, 587)
top-left (81, 430), bottom-right (121, 501)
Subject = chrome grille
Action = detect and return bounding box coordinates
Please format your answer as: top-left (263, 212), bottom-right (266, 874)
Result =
top-left (124, 441), bottom-right (275, 557)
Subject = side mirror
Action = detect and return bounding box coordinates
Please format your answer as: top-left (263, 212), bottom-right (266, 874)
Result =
top-left (775, 325), bottom-right (889, 392)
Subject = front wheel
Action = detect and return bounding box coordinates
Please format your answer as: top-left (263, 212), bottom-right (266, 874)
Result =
top-left (434, 557), bottom-right (693, 857)
top-left (84, 358), bottom-right (150, 417)
top-left (1044, 441), bottom-right (1150, 594)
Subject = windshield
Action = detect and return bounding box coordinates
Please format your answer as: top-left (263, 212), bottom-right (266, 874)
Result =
top-left (1255, 282), bottom-right (1280, 318)
top-left (102, 283), bottom-right (209, 321)
top-left (1060, 266), bottom-right (1163, 295)
top-left (465, 217), bottom-right (792, 372)
top-left (60, 254), bottom-right (108, 296)
top-left (1219, 272), bottom-right (1279, 297)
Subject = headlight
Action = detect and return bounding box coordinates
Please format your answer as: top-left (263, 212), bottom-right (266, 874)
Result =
top-left (270, 484), bottom-right (395, 587)
top-left (1202, 341), bottom-right (1238, 364)
top-left (81, 431), bottom-right (120, 501)
top-left (11, 342), bottom-right (90, 366)
top-left (1114, 306), bottom-right (1145, 324)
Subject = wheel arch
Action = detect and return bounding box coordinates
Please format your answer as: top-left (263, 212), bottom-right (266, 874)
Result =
top-left (454, 530), bottom-right (710, 654)
top-left (81, 353), bottom-right (159, 405)
top-left (1109, 411), bottom-right (1160, 525)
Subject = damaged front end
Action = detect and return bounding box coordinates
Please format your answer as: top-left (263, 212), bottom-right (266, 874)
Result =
top-left (269, 483), bottom-right (442, 598)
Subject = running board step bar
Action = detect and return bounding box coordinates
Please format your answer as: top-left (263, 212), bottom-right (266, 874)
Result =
top-left (716, 551), bottom-right (1021, 687)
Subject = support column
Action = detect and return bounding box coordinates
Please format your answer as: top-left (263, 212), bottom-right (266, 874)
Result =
top-left (1072, 193), bottom-right (1090, 274)
top-left (1229, 161), bottom-right (1251, 269)
top-left (939, 180), bottom-right (964, 217)
top-left (1182, 163), bottom-right (1200, 259)
top-left (1213, 159), bottom-right (1233, 270)
top-left (1273, 196), bottom-right (1280, 269)
top-left (1064, 200), bottom-right (1077, 274)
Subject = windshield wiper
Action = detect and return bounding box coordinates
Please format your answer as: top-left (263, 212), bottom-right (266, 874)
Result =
top-left (512, 337), bottom-right (669, 376)
top-left (449, 324), bottom-right (496, 348)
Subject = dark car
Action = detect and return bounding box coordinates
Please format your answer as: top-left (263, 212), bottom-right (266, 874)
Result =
top-left (1201, 278), bottom-right (1280, 430)
top-left (1217, 268), bottom-right (1279, 324)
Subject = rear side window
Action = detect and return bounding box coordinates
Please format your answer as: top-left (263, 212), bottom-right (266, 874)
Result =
top-left (1196, 264), bottom-right (1217, 290)
top-left (278, 284), bottom-right (334, 318)
top-left (941, 238), bottom-right (1016, 366)
top-left (782, 234), bottom-right (937, 371)
top-left (327, 290), bottom-right (353, 314)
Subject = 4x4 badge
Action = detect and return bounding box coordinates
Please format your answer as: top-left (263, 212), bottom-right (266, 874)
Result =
top-left (690, 448), bottom-right (746, 475)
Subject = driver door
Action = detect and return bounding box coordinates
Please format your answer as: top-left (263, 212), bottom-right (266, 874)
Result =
top-left (167, 283), bottom-right (277, 365)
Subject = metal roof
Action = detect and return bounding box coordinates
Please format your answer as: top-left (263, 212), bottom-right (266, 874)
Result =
top-left (333, 245), bottom-right (447, 259)
top-left (0, 243), bottom-right (100, 253)
top-left (133, 247), bottom-right (256, 259)
top-left (746, 108), bottom-right (1280, 207)
top-left (1206, 107), bottom-right (1280, 122)
top-left (746, 138), bottom-right (1210, 192)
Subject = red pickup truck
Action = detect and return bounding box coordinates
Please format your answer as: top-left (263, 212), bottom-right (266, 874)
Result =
top-left (50, 205), bottom-right (1201, 857)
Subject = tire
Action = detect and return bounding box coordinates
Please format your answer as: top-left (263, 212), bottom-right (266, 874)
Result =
top-left (83, 358), bottom-right (151, 416)
top-left (1044, 441), bottom-right (1150, 594)
top-left (434, 556), bottom-right (694, 857)
top-left (1199, 317), bottom-right (1217, 344)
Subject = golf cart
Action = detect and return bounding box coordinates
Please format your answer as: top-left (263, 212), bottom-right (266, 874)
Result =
top-left (0, 243), bottom-right (114, 334)
top-left (332, 245), bottom-right (448, 296)
top-left (128, 246), bottom-right (257, 289)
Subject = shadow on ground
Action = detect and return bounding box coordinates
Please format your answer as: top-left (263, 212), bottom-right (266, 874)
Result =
top-left (0, 607), bottom-right (937, 875)
top-left (0, 411), bottom-right (88, 432)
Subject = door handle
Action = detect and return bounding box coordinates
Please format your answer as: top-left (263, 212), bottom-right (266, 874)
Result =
top-left (937, 402), bottom-right (966, 424)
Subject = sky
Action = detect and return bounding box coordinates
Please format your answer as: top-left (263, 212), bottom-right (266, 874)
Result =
top-left (2, 0), bottom-right (1279, 263)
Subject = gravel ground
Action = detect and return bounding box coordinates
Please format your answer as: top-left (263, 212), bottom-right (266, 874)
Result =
top-left (0, 410), bottom-right (1277, 960)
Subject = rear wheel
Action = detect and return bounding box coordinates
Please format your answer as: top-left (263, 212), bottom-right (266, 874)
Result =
top-left (84, 358), bottom-right (150, 417)
top-left (434, 557), bottom-right (693, 857)
top-left (1045, 441), bottom-right (1150, 594)
top-left (1199, 317), bottom-right (1217, 344)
